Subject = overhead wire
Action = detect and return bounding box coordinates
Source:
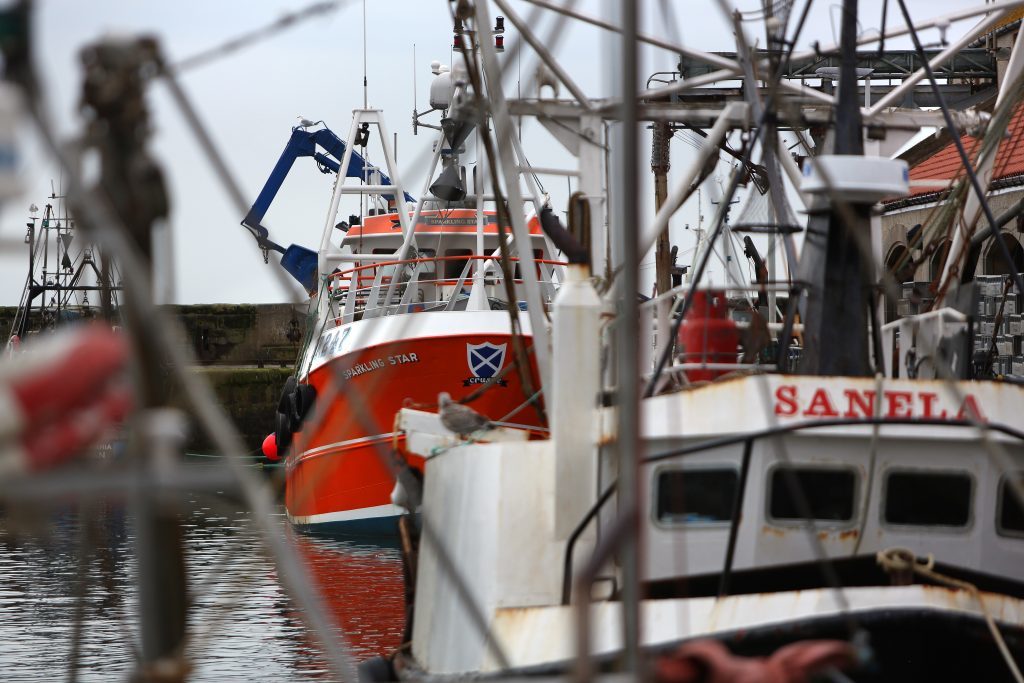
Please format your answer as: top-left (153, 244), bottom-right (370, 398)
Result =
top-left (170, 1), bottom-right (349, 74)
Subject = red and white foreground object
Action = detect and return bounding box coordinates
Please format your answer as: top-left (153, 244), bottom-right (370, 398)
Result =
top-left (0, 325), bottom-right (132, 476)
top-left (655, 639), bottom-right (856, 683)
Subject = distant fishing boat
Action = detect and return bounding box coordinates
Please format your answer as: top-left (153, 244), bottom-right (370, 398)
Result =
top-left (9, 192), bottom-right (121, 340)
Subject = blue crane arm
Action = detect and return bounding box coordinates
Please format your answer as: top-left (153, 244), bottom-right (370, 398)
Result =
top-left (307, 126), bottom-right (415, 203)
top-left (241, 125), bottom-right (414, 252)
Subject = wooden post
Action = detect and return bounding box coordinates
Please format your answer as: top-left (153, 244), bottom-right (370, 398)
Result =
top-left (652, 121), bottom-right (672, 296)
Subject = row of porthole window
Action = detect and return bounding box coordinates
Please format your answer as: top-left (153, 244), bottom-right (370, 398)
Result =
top-left (656, 466), bottom-right (1024, 536)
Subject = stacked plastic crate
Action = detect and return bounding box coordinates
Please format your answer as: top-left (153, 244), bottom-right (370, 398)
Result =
top-left (972, 274), bottom-right (1023, 377)
top-left (898, 281), bottom-right (935, 317)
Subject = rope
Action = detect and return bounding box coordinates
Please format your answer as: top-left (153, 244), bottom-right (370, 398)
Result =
top-left (852, 373), bottom-right (884, 555)
top-left (876, 547), bottom-right (1024, 683)
top-left (184, 449), bottom-right (262, 459)
top-left (496, 388), bottom-right (543, 423)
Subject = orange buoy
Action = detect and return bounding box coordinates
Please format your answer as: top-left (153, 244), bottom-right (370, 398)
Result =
top-left (262, 432), bottom-right (279, 461)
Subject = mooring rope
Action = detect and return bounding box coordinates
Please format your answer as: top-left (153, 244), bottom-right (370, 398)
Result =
top-left (877, 547), bottom-right (1024, 683)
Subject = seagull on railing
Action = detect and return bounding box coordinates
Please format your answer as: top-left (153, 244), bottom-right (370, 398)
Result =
top-left (438, 392), bottom-right (493, 437)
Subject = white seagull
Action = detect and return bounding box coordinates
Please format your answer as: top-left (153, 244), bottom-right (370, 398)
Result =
top-left (438, 392), bottom-right (493, 437)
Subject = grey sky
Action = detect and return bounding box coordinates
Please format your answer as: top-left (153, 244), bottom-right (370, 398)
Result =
top-left (0, 0), bottom-right (986, 305)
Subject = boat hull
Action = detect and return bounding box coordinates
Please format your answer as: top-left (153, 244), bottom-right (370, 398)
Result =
top-left (286, 312), bottom-right (543, 534)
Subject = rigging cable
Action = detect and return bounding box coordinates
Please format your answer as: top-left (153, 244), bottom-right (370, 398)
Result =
top-left (171, 1), bottom-right (345, 74)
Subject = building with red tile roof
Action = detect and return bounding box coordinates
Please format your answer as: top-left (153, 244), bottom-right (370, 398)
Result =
top-left (881, 96), bottom-right (1024, 322)
top-left (896, 101), bottom-right (1024, 201)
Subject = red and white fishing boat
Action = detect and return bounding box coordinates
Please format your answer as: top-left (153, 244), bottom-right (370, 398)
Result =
top-left (285, 208), bottom-right (557, 532)
top-left (252, 82), bottom-right (562, 532)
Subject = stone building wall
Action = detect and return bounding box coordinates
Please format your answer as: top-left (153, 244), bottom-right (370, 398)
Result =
top-left (881, 187), bottom-right (1024, 284)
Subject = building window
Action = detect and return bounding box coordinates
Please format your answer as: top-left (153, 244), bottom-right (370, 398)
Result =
top-left (931, 239), bottom-right (951, 280)
top-left (985, 233), bottom-right (1024, 275)
top-left (769, 467), bottom-right (856, 522)
top-left (884, 470), bottom-right (972, 528)
top-left (997, 473), bottom-right (1024, 537)
top-left (885, 243), bottom-right (915, 322)
top-left (656, 468), bottom-right (738, 524)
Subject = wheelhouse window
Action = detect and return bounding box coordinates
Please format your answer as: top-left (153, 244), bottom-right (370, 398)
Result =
top-left (769, 467), bottom-right (856, 522)
top-left (656, 468), bottom-right (738, 524)
top-left (417, 248), bottom-right (437, 279)
top-left (513, 249), bottom-right (545, 280)
top-left (368, 247), bottom-right (401, 284)
top-left (443, 249), bottom-right (473, 279)
top-left (884, 470), bottom-right (971, 528)
top-left (997, 473), bottom-right (1024, 537)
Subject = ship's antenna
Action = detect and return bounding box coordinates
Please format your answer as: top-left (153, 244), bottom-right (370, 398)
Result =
top-left (362, 0), bottom-right (368, 108)
top-left (517, 39), bottom-right (522, 140)
top-left (412, 43), bottom-right (418, 135)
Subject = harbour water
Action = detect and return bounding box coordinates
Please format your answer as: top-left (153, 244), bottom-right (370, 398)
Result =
top-left (0, 489), bottom-right (405, 681)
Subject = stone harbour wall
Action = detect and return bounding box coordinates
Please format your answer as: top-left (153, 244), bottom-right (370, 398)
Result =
top-left (165, 303), bottom-right (310, 367)
top-left (181, 366), bottom-right (293, 454)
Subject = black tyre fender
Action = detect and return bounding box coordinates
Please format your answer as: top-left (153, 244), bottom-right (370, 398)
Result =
top-left (293, 383), bottom-right (317, 423)
top-left (275, 411), bottom-right (293, 453)
top-left (277, 376), bottom-right (297, 414)
top-left (357, 656), bottom-right (395, 683)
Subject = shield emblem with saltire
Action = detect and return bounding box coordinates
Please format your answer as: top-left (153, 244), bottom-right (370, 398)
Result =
top-left (466, 342), bottom-right (507, 379)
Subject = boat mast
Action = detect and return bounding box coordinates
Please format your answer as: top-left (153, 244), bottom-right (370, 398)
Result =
top-left (798, 0), bottom-right (872, 376)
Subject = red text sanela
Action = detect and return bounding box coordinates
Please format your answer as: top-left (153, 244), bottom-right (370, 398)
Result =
top-left (773, 384), bottom-right (986, 422)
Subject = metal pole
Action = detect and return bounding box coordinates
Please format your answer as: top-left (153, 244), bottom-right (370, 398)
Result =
top-left (75, 37), bottom-right (190, 676)
top-left (799, 0), bottom-right (873, 377)
top-left (718, 439), bottom-right (753, 597)
top-left (638, 103), bottom-right (743, 261)
top-left (471, 125), bottom-right (487, 308)
top-left (612, 0), bottom-right (642, 673)
top-left (474, 0), bottom-right (554, 389)
top-left (938, 12), bottom-right (1024, 299)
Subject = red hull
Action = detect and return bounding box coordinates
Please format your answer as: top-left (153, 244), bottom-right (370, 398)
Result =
top-left (285, 332), bottom-right (543, 531)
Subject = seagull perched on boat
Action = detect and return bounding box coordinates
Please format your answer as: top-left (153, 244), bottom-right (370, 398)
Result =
top-left (438, 392), bottom-right (493, 437)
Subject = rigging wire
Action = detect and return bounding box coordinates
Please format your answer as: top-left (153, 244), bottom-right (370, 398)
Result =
top-left (170, 1), bottom-right (347, 74)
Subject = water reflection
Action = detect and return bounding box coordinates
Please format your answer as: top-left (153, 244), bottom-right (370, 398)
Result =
top-left (0, 495), bottom-right (404, 681)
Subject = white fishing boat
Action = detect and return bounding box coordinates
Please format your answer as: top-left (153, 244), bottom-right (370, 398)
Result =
top-left (368, 1), bottom-right (1024, 681)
